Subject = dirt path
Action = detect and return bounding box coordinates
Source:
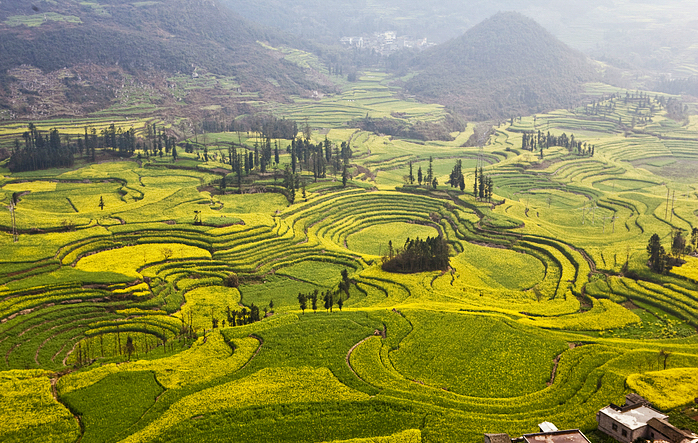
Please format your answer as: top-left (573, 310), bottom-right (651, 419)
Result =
top-left (241, 334), bottom-right (263, 370)
top-left (50, 375), bottom-right (84, 442)
top-left (547, 354), bottom-right (562, 386)
top-left (569, 245), bottom-right (597, 275)
top-left (547, 344), bottom-right (576, 386)
top-left (63, 340), bottom-right (81, 366)
top-left (345, 335), bottom-right (374, 383)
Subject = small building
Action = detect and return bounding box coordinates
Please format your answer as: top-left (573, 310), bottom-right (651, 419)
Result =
top-left (485, 433), bottom-right (513, 443)
top-left (597, 403), bottom-right (667, 443)
top-left (522, 428), bottom-right (591, 443)
top-left (647, 418), bottom-right (698, 443)
top-left (485, 423), bottom-right (591, 443)
top-left (597, 395), bottom-right (698, 443)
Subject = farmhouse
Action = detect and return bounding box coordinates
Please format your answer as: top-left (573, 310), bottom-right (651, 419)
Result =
top-left (485, 422), bottom-right (592, 443)
top-left (597, 395), bottom-right (698, 443)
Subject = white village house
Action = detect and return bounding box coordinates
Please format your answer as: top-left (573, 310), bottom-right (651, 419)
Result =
top-left (597, 394), bottom-right (698, 443)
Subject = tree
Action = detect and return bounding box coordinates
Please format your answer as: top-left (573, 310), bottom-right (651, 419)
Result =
top-left (478, 167), bottom-right (485, 200)
top-left (269, 299), bottom-right (274, 312)
top-left (250, 303), bottom-right (260, 322)
top-left (125, 335), bottom-right (135, 361)
top-left (417, 166), bottom-right (423, 185)
top-left (426, 156), bottom-right (433, 184)
top-left (408, 161), bottom-right (414, 184)
top-left (671, 229), bottom-right (687, 259)
top-left (297, 292), bottom-right (307, 314)
top-left (337, 294), bottom-right (344, 311)
top-left (432, 177), bottom-right (438, 189)
top-left (323, 291), bottom-right (334, 313)
top-left (658, 349), bottom-right (671, 370)
top-left (224, 273), bottom-right (239, 288)
top-left (473, 168), bottom-right (478, 197)
top-left (486, 176), bottom-right (493, 201)
top-left (647, 233), bottom-right (670, 274)
top-left (311, 289), bottom-right (318, 313)
top-left (448, 160), bottom-right (463, 188)
top-left (161, 247), bottom-right (173, 261)
top-left (171, 145), bottom-right (178, 162)
top-left (98, 196), bottom-right (105, 210)
top-left (342, 164), bottom-right (348, 188)
top-left (302, 119), bottom-right (312, 140)
top-left (338, 268), bottom-right (351, 297)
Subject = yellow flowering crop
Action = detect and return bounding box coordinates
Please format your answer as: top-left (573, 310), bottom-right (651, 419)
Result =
top-left (627, 368), bottom-right (698, 410)
top-left (121, 366), bottom-right (370, 443)
top-left (0, 369), bottom-right (79, 443)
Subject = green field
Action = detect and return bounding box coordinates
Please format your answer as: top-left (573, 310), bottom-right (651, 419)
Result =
top-left (0, 74), bottom-right (697, 443)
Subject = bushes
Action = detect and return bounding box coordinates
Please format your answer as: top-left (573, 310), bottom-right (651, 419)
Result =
top-left (382, 236), bottom-right (449, 274)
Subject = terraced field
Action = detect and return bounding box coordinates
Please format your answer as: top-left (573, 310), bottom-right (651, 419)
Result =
top-left (0, 82), bottom-right (697, 443)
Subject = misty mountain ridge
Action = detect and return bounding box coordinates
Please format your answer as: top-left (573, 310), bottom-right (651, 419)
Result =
top-left (0, 0), bottom-right (329, 118)
top-left (404, 12), bottom-right (600, 120)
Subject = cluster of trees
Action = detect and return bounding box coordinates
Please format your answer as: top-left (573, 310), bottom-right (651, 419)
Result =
top-left (473, 167), bottom-right (494, 201)
top-left (8, 124), bottom-right (74, 172)
top-left (282, 165), bottom-right (302, 203)
top-left (223, 304), bottom-right (262, 327)
top-left (407, 156), bottom-right (438, 189)
top-left (655, 77), bottom-right (698, 99)
top-left (521, 131), bottom-right (594, 157)
top-left (142, 123), bottom-right (177, 159)
top-left (352, 114), bottom-right (464, 142)
top-left (7, 123), bottom-right (155, 172)
top-left (289, 135), bottom-right (352, 180)
top-left (297, 269), bottom-right (352, 313)
top-left (201, 114), bottom-right (299, 140)
top-left (447, 159), bottom-right (466, 191)
top-left (382, 236), bottom-right (450, 273)
top-left (647, 228), bottom-right (698, 274)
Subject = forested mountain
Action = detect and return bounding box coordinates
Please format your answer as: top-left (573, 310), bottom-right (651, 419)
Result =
top-left (404, 12), bottom-right (599, 120)
top-left (0, 0), bottom-right (328, 118)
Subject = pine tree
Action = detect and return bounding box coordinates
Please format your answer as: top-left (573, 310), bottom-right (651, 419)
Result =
top-left (125, 335), bottom-right (135, 361)
top-left (478, 168), bottom-right (485, 200)
top-left (297, 292), bottom-right (307, 314)
top-left (427, 156), bottom-right (433, 184)
top-left (311, 289), bottom-right (318, 313)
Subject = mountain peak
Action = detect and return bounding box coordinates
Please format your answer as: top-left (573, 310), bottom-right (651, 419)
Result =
top-left (406, 12), bottom-right (598, 120)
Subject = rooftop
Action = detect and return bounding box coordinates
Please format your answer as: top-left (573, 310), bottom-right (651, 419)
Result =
top-left (599, 405), bottom-right (667, 431)
top-left (648, 418), bottom-right (698, 443)
top-left (485, 433), bottom-right (513, 443)
top-left (523, 429), bottom-right (591, 443)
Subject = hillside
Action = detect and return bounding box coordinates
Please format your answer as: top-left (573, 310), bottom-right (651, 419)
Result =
top-left (404, 12), bottom-right (599, 120)
top-left (1, 78), bottom-right (698, 441)
top-left (0, 0), bottom-right (329, 119)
